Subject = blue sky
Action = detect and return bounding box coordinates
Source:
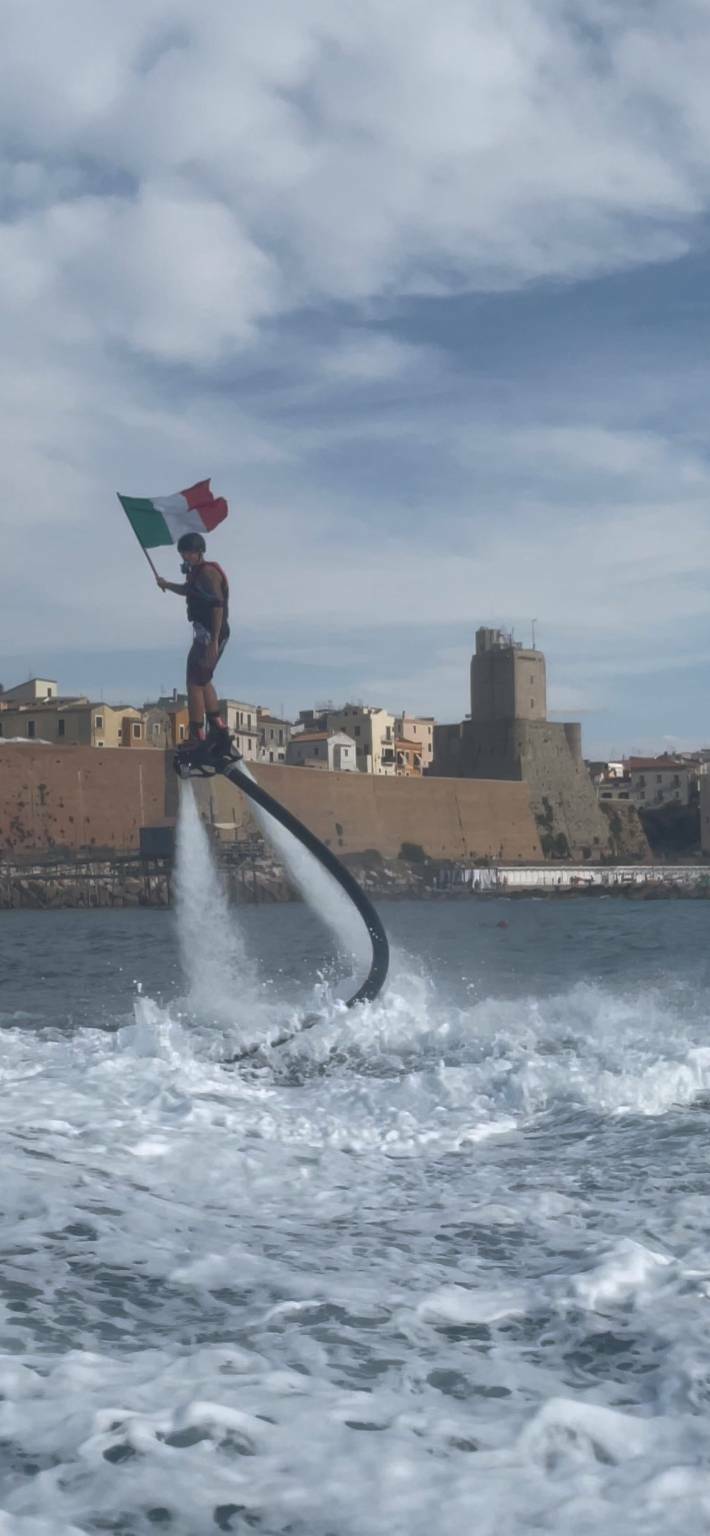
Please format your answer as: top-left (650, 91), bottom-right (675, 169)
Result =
top-left (3, 0), bottom-right (710, 756)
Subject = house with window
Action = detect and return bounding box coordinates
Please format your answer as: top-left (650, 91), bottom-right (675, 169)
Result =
top-left (218, 699), bottom-right (260, 760)
top-left (257, 710), bottom-right (292, 764)
top-left (142, 704), bottom-right (190, 749)
top-left (395, 737), bottom-right (423, 776)
top-left (286, 731), bottom-right (356, 771)
top-left (0, 700), bottom-right (145, 748)
top-left (394, 713), bottom-right (435, 772)
top-left (0, 678), bottom-right (59, 705)
top-left (625, 757), bottom-right (690, 809)
top-left (324, 705), bottom-right (397, 774)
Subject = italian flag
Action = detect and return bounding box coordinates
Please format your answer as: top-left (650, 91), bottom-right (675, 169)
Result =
top-left (117, 480), bottom-right (228, 549)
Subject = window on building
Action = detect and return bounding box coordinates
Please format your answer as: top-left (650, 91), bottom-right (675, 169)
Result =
top-left (132, 722), bottom-right (141, 739)
top-left (640, 790), bottom-right (645, 799)
top-left (97, 741), bottom-right (104, 748)
top-left (95, 715), bottom-right (104, 730)
top-left (314, 745), bottom-right (319, 755)
top-left (530, 699), bottom-right (535, 709)
top-left (178, 724), bottom-right (185, 741)
top-left (278, 730), bottom-right (283, 745)
top-left (354, 726), bottom-right (360, 737)
top-left (269, 751), bottom-right (274, 763)
top-left (656, 774), bottom-right (662, 784)
top-left (27, 720), bottom-right (36, 738)
top-left (58, 719), bottom-right (66, 738)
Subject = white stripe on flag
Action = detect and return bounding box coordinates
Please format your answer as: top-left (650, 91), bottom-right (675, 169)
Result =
top-left (161, 505), bottom-right (206, 541)
top-left (152, 494), bottom-right (189, 515)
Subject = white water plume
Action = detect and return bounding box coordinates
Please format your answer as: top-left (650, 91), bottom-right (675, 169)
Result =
top-left (175, 779), bottom-right (256, 1024)
top-left (238, 762), bottom-right (372, 988)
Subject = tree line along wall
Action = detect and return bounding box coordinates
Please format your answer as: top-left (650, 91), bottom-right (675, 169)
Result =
top-left (2, 746), bottom-right (542, 864)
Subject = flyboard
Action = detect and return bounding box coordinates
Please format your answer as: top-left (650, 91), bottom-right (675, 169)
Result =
top-left (175, 738), bottom-right (389, 1057)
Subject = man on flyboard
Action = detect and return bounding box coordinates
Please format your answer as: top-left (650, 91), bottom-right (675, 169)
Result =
top-left (156, 532), bottom-right (236, 760)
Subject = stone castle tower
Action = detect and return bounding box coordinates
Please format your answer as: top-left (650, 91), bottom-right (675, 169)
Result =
top-left (470, 627), bottom-right (547, 723)
top-left (434, 627), bottom-right (614, 861)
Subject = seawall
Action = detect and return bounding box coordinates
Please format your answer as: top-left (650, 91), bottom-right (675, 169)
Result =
top-left (1, 746), bottom-right (542, 863)
top-left (0, 746), bottom-right (168, 856)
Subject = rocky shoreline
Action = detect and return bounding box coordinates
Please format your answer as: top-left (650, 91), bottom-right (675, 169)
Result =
top-left (2, 846), bottom-right (710, 909)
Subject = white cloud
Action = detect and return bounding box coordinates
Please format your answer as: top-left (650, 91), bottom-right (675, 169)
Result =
top-left (2, 0), bottom-right (710, 361)
top-left (4, 0), bottom-right (710, 745)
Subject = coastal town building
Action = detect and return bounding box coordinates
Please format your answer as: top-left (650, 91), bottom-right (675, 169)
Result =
top-left (0, 678), bottom-right (59, 704)
top-left (395, 737), bottom-right (423, 776)
top-left (0, 699), bottom-right (146, 748)
top-left (292, 704), bottom-right (430, 775)
top-left (218, 699), bottom-right (260, 761)
top-left (257, 710), bottom-right (292, 764)
top-left (626, 758), bottom-right (690, 808)
top-left (296, 705), bottom-right (333, 734)
top-left (596, 772), bottom-right (633, 805)
top-left (595, 757), bottom-right (690, 809)
top-left (286, 731), bottom-right (357, 771)
top-left (394, 713), bottom-right (435, 772)
top-left (325, 705), bottom-right (397, 774)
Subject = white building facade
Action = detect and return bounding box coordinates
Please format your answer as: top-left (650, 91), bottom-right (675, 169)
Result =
top-left (218, 699), bottom-right (260, 761)
top-left (326, 705), bottom-right (396, 774)
top-left (286, 731), bottom-right (357, 771)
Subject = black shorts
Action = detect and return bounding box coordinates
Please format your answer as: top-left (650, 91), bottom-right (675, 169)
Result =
top-left (186, 629), bottom-right (229, 687)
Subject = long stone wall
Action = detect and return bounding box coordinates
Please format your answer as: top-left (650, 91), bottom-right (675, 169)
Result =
top-left (192, 763), bottom-right (543, 862)
top-left (1, 746), bottom-right (542, 863)
top-left (0, 746), bottom-right (168, 856)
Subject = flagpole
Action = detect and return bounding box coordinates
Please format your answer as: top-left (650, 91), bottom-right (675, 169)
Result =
top-left (116, 495), bottom-right (162, 584)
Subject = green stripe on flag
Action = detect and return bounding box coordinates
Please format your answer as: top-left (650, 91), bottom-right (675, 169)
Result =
top-left (118, 495), bottom-right (173, 549)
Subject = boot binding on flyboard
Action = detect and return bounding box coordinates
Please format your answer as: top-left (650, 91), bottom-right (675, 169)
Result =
top-left (173, 731), bottom-right (243, 779)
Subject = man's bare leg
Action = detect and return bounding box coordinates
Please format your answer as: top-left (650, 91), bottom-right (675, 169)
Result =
top-left (187, 682), bottom-right (206, 739)
top-left (203, 682), bottom-right (219, 716)
top-left (202, 681), bottom-right (233, 753)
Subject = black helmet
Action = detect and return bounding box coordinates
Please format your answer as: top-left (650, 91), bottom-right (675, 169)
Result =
top-left (177, 531), bottom-right (206, 555)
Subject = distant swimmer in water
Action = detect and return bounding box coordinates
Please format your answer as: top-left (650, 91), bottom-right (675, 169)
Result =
top-left (156, 532), bottom-right (231, 753)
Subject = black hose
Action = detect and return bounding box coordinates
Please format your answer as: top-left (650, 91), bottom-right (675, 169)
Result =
top-left (223, 761), bottom-right (389, 1030)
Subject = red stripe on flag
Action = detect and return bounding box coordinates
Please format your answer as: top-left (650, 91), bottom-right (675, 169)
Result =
top-left (181, 480), bottom-right (213, 511)
top-left (180, 479), bottom-right (229, 533)
top-left (200, 496), bottom-right (228, 532)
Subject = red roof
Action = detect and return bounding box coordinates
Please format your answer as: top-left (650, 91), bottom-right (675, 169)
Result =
top-left (626, 756), bottom-right (684, 771)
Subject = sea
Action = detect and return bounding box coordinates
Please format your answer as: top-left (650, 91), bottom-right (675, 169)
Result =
top-left (2, 792), bottom-right (710, 1533)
